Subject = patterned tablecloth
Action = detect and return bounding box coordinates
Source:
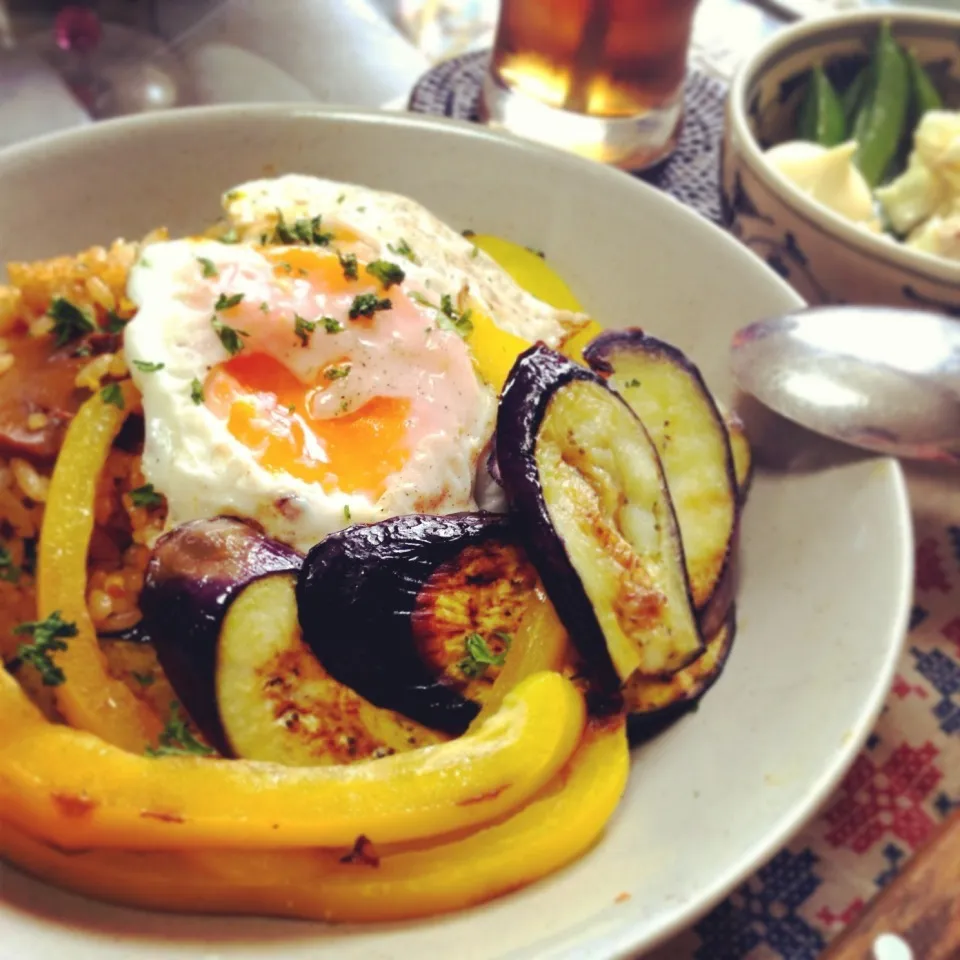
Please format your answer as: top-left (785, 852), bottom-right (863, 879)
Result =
top-left (408, 54), bottom-right (960, 960)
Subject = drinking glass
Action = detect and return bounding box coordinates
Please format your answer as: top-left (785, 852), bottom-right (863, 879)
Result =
top-left (480, 0), bottom-right (700, 169)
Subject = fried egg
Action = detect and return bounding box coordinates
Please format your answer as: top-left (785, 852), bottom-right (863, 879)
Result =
top-left (125, 175), bottom-right (586, 550)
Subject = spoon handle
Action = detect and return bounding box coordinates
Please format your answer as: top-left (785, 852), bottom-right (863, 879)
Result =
top-left (821, 808), bottom-right (960, 959)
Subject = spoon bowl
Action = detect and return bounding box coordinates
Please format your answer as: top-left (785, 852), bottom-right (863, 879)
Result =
top-left (731, 306), bottom-right (960, 463)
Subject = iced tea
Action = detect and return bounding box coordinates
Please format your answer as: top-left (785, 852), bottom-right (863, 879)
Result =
top-left (481, 0), bottom-right (700, 168)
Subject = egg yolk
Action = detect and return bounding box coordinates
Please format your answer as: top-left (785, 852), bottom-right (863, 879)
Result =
top-left (261, 247), bottom-right (358, 293)
top-left (205, 353), bottom-right (411, 500)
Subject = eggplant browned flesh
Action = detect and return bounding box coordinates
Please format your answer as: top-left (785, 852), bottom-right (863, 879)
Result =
top-left (297, 512), bottom-right (518, 735)
top-left (140, 516), bottom-right (303, 753)
top-left (411, 537), bottom-right (537, 705)
top-left (217, 573), bottom-right (446, 766)
top-left (497, 344), bottom-right (703, 692)
top-left (584, 331), bottom-right (740, 632)
top-left (726, 413), bottom-right (753, 501)
top-left (624, 608), bottom-right (735, 718)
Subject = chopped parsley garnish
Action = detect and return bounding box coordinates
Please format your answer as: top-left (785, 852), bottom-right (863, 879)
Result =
top-left (212, 317), bottom-right (248, 356)
top-left (139, 256), bottom-right (152, 269)
top-left (336, 193), bottom-right (346, 204)
top-left (132, 670), bottom-right (155, 687)
top-left (386, 238), bottom-right (419, 264)
top-left (130, 483), bottom-right (164, 509)
top-left (221, 228), bottom-right (240, 244)
top-left (270, 210), bottom-right (334, 246)
top-left (105, 311), bottom-right (128, 334)
top-left (132, 359), bottom-right (165, 373)
top-left (322, 316), bottom-right (344, 334)
top-left (459, 632), bottom-right (508, 679)
top-left (325, 364), bottom-right (351, 381)
top-left (190, 377), bottom-right (204, 405)
top-left (145, 701), bottom-right (215, 758)
top-left (260, 301), bottom-right (270, 313)
top-left (438, 294), bottom-right (473, 337)
top-left (338, 251), bottom-right (358, 281)
top-left (293, 313), bottom-right (316, 346)
top-left (13, 611), bottom-right (77, 687)
top-left (343, 505), bottom-right (351, 521)
top-left (100, 382), bottom-right (124, 409)
top-left (349, 293), bottom-right (392, 320)
top-left (469, 245), bottom-right (480, 259)
top-left (624, 378), bottom-right (641, 389)
top-left (411, 292), bottom-right (473, 338)
top-left (214, 291), bottom-right (244, 312)
top-left (47, 296), bottom-right (95, 347)
top-left (365, 259), bottom-right (405, 289)
top-left (0, 545), bottom-right (20, 583)
top-left (197, 256), bottom-right (218, 278)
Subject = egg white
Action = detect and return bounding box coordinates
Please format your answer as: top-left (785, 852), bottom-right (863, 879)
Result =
top-left (126, 175), bottom-right (587, 552)
top-left (223, 174), bottom-right (587, 346)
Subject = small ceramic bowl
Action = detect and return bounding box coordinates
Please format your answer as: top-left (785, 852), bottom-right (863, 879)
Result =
top-left (722, 9), bottom-right (960, 314)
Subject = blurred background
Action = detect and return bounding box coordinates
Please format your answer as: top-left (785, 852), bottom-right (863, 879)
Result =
top-left (0, 0), bottom-right (932, 150)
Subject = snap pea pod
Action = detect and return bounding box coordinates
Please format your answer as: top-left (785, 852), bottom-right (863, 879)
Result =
top-left (798, 66), bottom-right (846, 146)
top-left (906, 49), bottom-right (943, 116)
top-left (840, 67), bottom-right (869, 130)
top-left (853, 21), bottom-right (910, 187)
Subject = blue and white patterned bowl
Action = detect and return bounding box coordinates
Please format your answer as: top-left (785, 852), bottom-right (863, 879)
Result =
top-left (722, 8), bottom-right (960, 314)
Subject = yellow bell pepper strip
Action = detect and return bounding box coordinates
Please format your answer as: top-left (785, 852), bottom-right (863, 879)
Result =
top-left (466, 308), bottom-right (533, 394)
top-left (36, 381), bottom-right (162, 752)
top-left (559, 319), bottom-right (605, 364)
top-left (466, 235), bottom-right (602, 379)
top-left (469, 585), bottom-right (571, 732)
top-left (470, 235), bottom-right (584, 312)
top-left (466, 304), bottom-right (603, 391)
top-left (0, 718), bottom-right (627, 923)
top-left (0, 665), bottom-right (585, 851)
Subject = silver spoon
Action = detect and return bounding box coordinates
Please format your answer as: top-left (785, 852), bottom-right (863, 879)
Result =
top-left (730, 305), bottom-right (960, 464)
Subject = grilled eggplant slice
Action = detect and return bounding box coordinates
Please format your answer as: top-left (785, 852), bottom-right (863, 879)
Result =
top-left (584, 331), bottom-right (738, 634)
top-left (624, 608), bottom-right (735, 719)
top-left (297, 512), bottom-right (524, 734)
top-left (726, 411), bottom-right (753, 500)
top-left (217, 573), bottom-right (446, 765)
top-left (141, 516), bottom-right (303, 752)
top-left (497, 345), bottom-right (703, 691)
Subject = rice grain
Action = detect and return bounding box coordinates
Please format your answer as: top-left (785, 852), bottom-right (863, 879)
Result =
top-left (76, 353), bottom-right (114, 390)
top-left (11, 458), bottom-right (49, 503)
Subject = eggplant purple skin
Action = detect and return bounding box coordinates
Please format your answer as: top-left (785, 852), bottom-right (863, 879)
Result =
top-left (583, 329), bottom-right (739, 638)
top-left (297, 512), bottom-right (512, 735)
top-left (140, 516), bottom-right (302, 753)
top-left (496, 344), bottom-right (634, 693)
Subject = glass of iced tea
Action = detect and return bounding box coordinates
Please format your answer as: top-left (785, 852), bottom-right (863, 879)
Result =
top-left (480, 0), bottom-right (700, 170)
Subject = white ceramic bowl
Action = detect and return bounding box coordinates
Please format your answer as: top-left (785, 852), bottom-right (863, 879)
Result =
top-left (0, 106), bottom-right (912, 960)
top-left (723, 9), bottom-right (960, 312)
